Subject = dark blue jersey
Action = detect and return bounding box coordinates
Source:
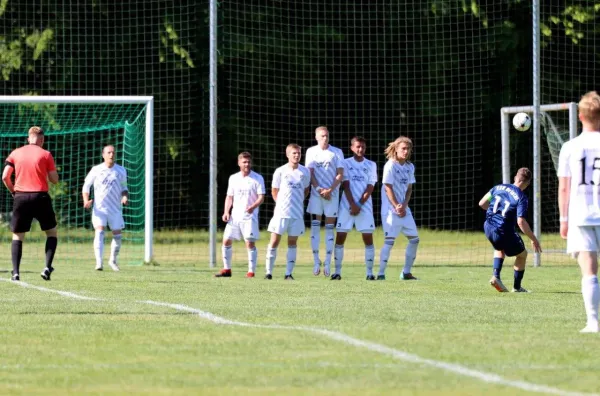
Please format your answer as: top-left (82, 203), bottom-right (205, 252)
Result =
top-left (485, 184), bottom-right (528, 233)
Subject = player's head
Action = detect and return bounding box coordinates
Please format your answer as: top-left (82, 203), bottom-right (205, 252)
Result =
top-left (315, 126), bottom-right (329, 147)
top-left (385, 136), bottom-right (412, 163)
top-left (578, 91), bottom-right (600, 130)
top-left (350, 136), bottom-right (366, 159)
top-left (238, 151), bottom-right (252, 174)
top-left (286, 143), bottom-right (302, 165)
top-left (102, 145), bottom-right (116, 167)
top-left (514, 167), bottom-right (532, 190)
top-left (27, 126), bottom-right (44, 147)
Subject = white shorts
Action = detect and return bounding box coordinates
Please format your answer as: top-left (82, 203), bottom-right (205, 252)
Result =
top-left (567, 225), bottom-right (600, 254)
top-left (381, 210), bottom-right (418, 239)
top-left (336, 207), bottom-right (375, 233)
top-left (223, 219), bottom-right (260, 241)
top-left (92, 208), bottom-right (125, 231)
top-left (307, 192), bottom-right (340, 218)
top-left (267, 217), bottom-right (305, 237)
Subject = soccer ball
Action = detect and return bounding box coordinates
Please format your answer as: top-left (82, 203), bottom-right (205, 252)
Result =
top-left (512, 112), bottom-right (531, 132)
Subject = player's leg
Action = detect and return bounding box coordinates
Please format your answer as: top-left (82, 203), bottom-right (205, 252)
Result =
top-left (333, 231), bottom-right (347, 280)
top-left (362, 233), bottom-right (375, 280)
top-left (265, 217), bottom-right (286, 279)
top-left (91, 209), bottom-right (108, 270)
top-left (307, 196), bottom-right (324, 274)
top-left (35, 192), bottom-right (58, 280)
top-left (284, 219), bottom-right (305, 279)
top-left (570, 226), bottom-right (600, 332)
top-left (484, 222), bottom-right (509, 292)
top-left (107, 213), bottom-right (126, 272)
top-left (9, 194), bottom-right (32, 281)
top-left (379, 213), bottom-right (399, 280)
top-left (323, 217), bottom-right (336, 277)
top-left (509, 235), bottom-right (528, 292)
top-left (400, 213), bottom-right (419, 280)
top-left (216, 222), bottom-right (240, 277)
top-left (242, 219), bottom-right (259, 277)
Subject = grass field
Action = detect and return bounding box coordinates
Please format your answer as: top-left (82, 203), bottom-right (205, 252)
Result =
top-left (0, 229), bottom-right (598, 395)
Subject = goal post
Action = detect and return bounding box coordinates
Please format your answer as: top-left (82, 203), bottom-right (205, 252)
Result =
top-left (0, 96), bottom-right (154, 265)
top-left (500, 102), bottom-right (578, 266)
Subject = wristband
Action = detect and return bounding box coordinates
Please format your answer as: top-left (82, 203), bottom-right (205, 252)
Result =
top-left (559, 216), bottom-right (568, 222)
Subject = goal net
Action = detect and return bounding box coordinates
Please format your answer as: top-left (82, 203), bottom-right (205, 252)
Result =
top-left (0, 97), bottom-right (153, 269)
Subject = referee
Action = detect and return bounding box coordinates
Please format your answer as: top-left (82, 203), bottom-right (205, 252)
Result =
top-left (2, 126), bottom-right (59, 281)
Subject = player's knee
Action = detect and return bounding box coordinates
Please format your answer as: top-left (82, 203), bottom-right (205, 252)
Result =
top-left (516, 249), bottom-right (528, 259)
top-left (336, 232), bottom-right (347, 245)
top-left (246, 240), bottom-right (256, 249)
top-left (384, 237), bottom-right (395, 246)
top-left (222, 239), bottom-right (233, 247)
top-left (45, 227), bottom-right (58, 238)
top-left (408, 236), bottom-right (419, 245)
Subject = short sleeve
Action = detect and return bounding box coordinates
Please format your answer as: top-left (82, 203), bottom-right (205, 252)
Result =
top-left (226, 175), bottom-right (235, 196)
top-left (5, 150), bottom-right (15, 167)
top-left (257, 175), bottom-right (266, 195)
top-left (517, 195), bottom-right (529, 218)
top-left (302, 168), bottom-right (311, 188)
top-left (46, 152), bottom-right (57, 172)
top-left (272, 168), bottom-right (282, 189)
top-left (409, 163), bottom-right (416, 184)
top-left (369, 162), bottom-right (378, 185)
top-left (557, 143), bottom-right (571, 177)
top-left (382, 161), bottom-right (394, 185)
top-left (335, 148), bottom-right (345, 170)
top-left (342, 159), bottom-right (350, 181)
top-left (120, 168), bottom-right (128, 192)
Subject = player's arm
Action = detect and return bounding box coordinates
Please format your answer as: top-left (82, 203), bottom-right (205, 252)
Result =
top-left (246, 194), bottom-right (265, 214)
top-left (2, 164), bottom-right (15, 195)
top-left (120, 169), bottom-right (129, 205)
top-left (46, 152), bottom-right (59, 184)
top-left (478, 192), bottom-right (492, 210)
top-left (558, 177), bottom-right (570, 223)
top-left (383, 183), bottom-right (400, 208)
top-left (271, 169), bottom-right (281, 202)
top-left (271, 188), bottom-right (279, 202)
top-left (82, 168), bottom-right (96, 209)
top-left (222, 195), bottom-right (234, 222)
top-left (403, 184), bottom-right (413, 207)
top-left (517, 217), bottom-right (542, 253)
top-left (556, 144), bottom-right (571, 239)
top-left (304, 149), bottom-right (319, 189)
top-left (359, 162), bottom-right (377, 205)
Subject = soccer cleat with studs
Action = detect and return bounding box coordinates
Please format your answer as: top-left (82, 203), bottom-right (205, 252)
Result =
top-left (11, 271), bottom-right (19, 281)
top-left (366, 275), bottom-right (376, 281)
top-left (400, 272), bottom-right (418, 280)
top-left (489, 276), bottom-right (508, 292)
top-left (313, 261), bottom-right (321, 276)
top-left (246, 272), bottom-right (255, 278)
top-left (214, 269), bottom-right (232, 278)
top-left (284, 274), bottom-right (294, 280)
top-left (377, 275), bottom-right (386, 280)
top-left (264, 274), bottom-right (273, 280)
top-left (40, 267), bottom-right (54, 281)
top-left (330, 274), bottom-right (341, 280)
top-left (511, 287), bottom-right (530, 293)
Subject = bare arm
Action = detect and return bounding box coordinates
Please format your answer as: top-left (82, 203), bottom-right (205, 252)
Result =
top-left (246, 194), bottom-right (265, 213)
top-left (309, 168), bottom-right (320, 189)
top-left (48, 170), bottom-right (59, 184)
top-left (342, 180), bottom-right (356, 206)
top-left (2, 165), bottom-right (14, 194)
top-left (329, 167), bottom-right (344, 191)
top-left (517, 217), bottom-right (542, 252)
top-left (359, 184), bottom-right (375, 205)
top-left (403, 184), bottom-right (413, 207)
top-left (222, 195), bottom-right (234, 222)
top-left (304, 186), bottom-right (310, 198)
top-left (384, 183), bottom-right (399, 208)
top-left (272, 188), bottom-right (279, 202)
top-left (479, 192), bottom-right (491, 210)
top-left (558, 177), bottom-right (570, 221)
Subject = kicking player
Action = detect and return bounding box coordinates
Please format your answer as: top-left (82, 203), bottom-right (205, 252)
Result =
top-left (558, 91), bottom-right (600, 332)
top-left (305, 126), bottom-right (345, 277)
top-left (215, 152), bottom-right (265, 278)
top-left (478, 167), bottom-right (541, 293)
top-left (265, 144), bottom-right (311, 279)
top-left (334, 136), bottom-right (377, 280)
top-left (82, 145), bottom-right (129, 271)
top-left (378, 136), bottom-right (419, 280)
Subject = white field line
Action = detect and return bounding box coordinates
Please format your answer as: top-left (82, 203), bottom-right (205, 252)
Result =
top-left (1, 278), bottom-right (596, 396)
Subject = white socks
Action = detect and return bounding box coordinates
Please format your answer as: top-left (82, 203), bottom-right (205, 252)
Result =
top-left (266, 247), bottom-right (277, 275)
top-left (311, 220), bottom-right (321, 264)
top-left (109, 234), bottom-right (122, 264)
top-left (365, 244), bottom-right (375, 276)
top-left (403, 237), bottom-right (419, 274)
top-left (582, 275), bottom-right (599, 328)
top-left (324, 224), bottom-right (335, 267)
top-left (378, 239), bottom-right (394, 276)
top-left (222, 245), bottom-right (232, 269)
top-left (334, 244), bottom-right (344, 275)
top-left (248, 247), bottom-right (257, 273)
top-left (94, 230), bottom-right (105, 267)
top-left (286, 246), bottom-right (297, 276)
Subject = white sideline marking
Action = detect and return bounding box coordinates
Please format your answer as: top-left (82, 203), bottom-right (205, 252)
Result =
top-left (143, 300), bottom-right (598, 396)
top-left (2, 278), bottom-right (596, 396)
top-left (0, 278), bottom-right (101, 301)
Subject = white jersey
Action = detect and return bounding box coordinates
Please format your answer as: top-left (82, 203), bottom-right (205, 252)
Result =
top-left (381, 160), bottom-right (415, 215)
top-left (82, 163), bottom-right (128, 214)
top-left (305, 145), bottom-right (345, 198)
top-left (557, 131), bottom-right (600, 226)
top-left (340, 157), bottom-right (378, 213)
top-left (226, 171), bottom-right (265, 222)
top-left (272, 164), bottom-right (310, 219)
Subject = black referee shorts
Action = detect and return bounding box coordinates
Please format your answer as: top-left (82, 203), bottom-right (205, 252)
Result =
top-left (11, 192), bottom-right (57, 233)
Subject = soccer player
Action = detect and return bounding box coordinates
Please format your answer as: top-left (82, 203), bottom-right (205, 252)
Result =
top-left (378, 136), bottom-right (419, 280)
top-left (558, 91), bottom-right (600, 333)
top-left (82, 145), bottom-right (128, 272)
top-left (265, 144), bottom-right (310, 280)
top-left (334, 136), bottom-right (378, 280)
top-left (215, 152), bottom-right (265, 278)
top-left (479, 167), bottom-right (541, 293)
top-left (2, 126), bottom-right (59, 281)
top-left (305, 126), bottom-right (345, 277)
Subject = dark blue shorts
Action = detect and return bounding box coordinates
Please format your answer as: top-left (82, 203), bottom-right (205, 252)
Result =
top-left (484, 222), bottom-right (525, 257)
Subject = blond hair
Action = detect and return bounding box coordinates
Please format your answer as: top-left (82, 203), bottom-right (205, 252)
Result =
top-left (238, 151), bottom-right (252, 161)
top-left (286, 143), bottom-right (301, 152)
top-left (515, 167), bottom-right (532, 184)
top-left (315, 126), bottom-right (328, 135)
top-left (579, 91), bottom-right (600, 130)
top-left (28, 126), bottom-right (44, 136)
top-left (384, 136), bottom-right (413, 161)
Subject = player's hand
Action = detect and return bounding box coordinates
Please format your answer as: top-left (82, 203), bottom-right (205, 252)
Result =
top-left (395, 203), bottom-right (406, 218)
top-left (245, 206), bottom-right (255, 214)
top-left (121, 196), bottom-right (128, 206)
top-left (319, 188), bottom-right (331, 200)
top-left (222, 213), bottom-right (230, 222)
top-left (560, 222), bottom-right (568, 240)
top-left (83, 199), bottom-right (93, 209)
top-left (531, 239), bottom-right (542, 253)
top-left (350, 203), bottom-right (361, 216)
